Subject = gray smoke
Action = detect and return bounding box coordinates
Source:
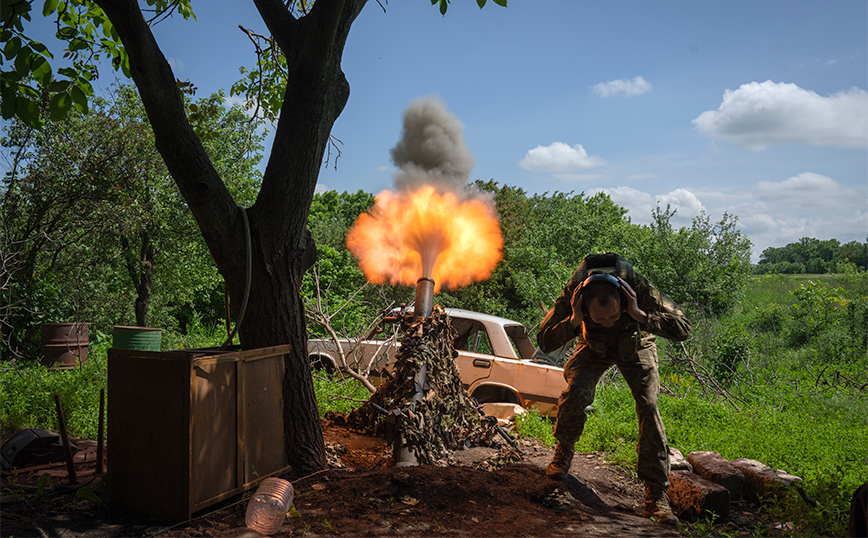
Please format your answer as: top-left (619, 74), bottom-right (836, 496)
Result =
top-left (390, 96), bottom-right (476, 193)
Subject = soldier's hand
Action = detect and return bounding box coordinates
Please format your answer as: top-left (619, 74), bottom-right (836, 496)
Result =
top-left (618, 277), bottom-right (648, 324)
top-left (569, 284), bottom-right (584, 327)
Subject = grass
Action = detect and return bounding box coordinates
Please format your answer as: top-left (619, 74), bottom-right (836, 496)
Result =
top-left (2, 273), bottom-right (865, 537)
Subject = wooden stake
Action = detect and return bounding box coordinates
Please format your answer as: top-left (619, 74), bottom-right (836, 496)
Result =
top-left (54, 394), bottom-right (78, 483)
top-left (95, 388), bottom-right (105, 475)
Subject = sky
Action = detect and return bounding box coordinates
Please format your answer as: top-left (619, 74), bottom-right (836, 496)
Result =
top-left (19, 0), bottom-right (868, 262)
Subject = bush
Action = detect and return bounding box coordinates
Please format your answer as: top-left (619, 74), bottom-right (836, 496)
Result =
top-left (747, 302), bottom-right (786, 334)
top-left (709, 322), bottom-right (751, 383)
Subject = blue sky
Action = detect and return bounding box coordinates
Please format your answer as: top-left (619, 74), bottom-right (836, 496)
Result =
top-left (20, 1), bottom-right (868, 262)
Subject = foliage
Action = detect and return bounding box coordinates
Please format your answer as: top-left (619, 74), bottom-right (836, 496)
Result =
top-left (782, 279), bottom-right (867, 362)
top-left (1, 83), bottom-right (264, 359)
top-left (440, 182), bottom-right (635, 332)
top-left (631, 205), bottom-right (753, 316)
top-left (312, 371), bottom-right (371, 416)
top-left (0, 354), bottom-right (107, 439)
top-left (1, 0), bottom-right (196, 128)
top-left (708, 321), bottom-right (751, 383)
top-left (308, 190), bottom-right (376, 251)
top-left (302, 244), bottom-right (373, 339)
top-left (755, 237), bottom-right (868, 275)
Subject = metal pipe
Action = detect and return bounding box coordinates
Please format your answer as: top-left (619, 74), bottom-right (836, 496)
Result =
top-left (413, 277), bottom-right (435, 320)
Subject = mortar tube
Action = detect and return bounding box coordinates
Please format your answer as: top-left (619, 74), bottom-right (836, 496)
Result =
top-left (413, 277), bottom-right (435, 320)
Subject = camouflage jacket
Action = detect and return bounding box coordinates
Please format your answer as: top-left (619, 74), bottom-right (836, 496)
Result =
top-left (537, 253), bottom-right (692, 354)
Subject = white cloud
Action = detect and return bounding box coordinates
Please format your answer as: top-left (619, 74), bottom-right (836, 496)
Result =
top-left (693, 80), bottom-right (868, 150)
top-left (657, 188), bottom-right (706, 217)
top-left (593, 76), bottom-right (652, 97)
top-left (519, 142), bottom-right (605, 173)
top-left (754, 172), bottom-right (856, 207)
top-left (591, 186), bottom-right (704, 225)
top-left (167, 57), bottom-right (185, 72)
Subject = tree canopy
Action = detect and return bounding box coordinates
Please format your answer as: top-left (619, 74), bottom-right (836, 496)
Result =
top-left (2, 0), bottom-right (507, 475)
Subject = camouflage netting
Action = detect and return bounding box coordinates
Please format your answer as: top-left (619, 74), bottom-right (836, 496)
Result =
top-left (346, 305), bottom-right (500, 465)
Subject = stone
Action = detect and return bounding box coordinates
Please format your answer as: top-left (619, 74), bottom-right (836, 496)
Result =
top-left (669, 446), bottom-right (692, 472)
top-left (687, 451), bottom-right (745, 501)
top-left (482, 402), bottom-right (526, 426)
top-left (731, 458), bottom-right (801, 502)
top-left (668, 470), bottom-right (731, 520)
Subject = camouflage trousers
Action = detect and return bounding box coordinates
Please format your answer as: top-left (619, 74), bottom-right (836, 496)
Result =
top-left (552, 334), bottom-right (671, 488)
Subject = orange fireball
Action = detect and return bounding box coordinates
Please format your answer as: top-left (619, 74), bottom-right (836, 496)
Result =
top-left (346, 185), bottom-right (503, 292)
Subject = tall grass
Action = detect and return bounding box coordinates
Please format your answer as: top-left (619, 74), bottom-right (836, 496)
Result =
top-left (512, 273), bottom-right (868, 536)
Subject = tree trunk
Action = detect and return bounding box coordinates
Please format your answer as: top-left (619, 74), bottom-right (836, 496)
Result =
top-left (96, 0), bottom-right (368, 475)
top-left (120, 232), bottom-right (153, 327)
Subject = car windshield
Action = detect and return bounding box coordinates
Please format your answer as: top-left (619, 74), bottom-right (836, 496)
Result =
top-left (365, 310), bottom-right (537, 361)
top-left (504, 324), bottom-right (537, 359)
top-left (451, 318), bottom-right (494, 355)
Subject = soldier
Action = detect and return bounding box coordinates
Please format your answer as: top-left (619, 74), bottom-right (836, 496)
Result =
top-left (538, 253), bottom-right (692, 525)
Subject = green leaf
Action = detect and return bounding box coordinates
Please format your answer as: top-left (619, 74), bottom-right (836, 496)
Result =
top-left (70, 83), bottom-right (88, 112)
top-left (0, 85), bottom-right (16, 119)
top-left (31, 55), bottom-right (52, 86)
top-left (14, 45), bottom-right (31, 74)
top-left (49, 79), bottom-right (71, 92)
top-left (3, 36), bottom-right (21, 60)
top-left (75, 485), bottom-right (102, 503)
top-left (477, 0), bottom-right (486, 7)
top-left (439, 0), bottom-right (448, 15)
top-left (492, 0), bottom-right (506, 6)
top-left (49, 91), bottom-right (72, 121)
top-left (43, 0), bottom-right (59, 17)
top-left (16, 94), bottom-right (41, 127)
top-left (35, 473), bottom-right (51, 496)
top-left (68, 37), bottom-right (88, 52)
top-left (30, 40), bottom-right (51, 56)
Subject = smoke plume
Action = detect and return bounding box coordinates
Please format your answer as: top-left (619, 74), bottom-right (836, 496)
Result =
top-left (390, 96), bottom-right (476, 194)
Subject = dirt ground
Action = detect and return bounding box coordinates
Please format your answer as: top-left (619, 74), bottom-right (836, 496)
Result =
top-left (2, 416), bottom-right (745, 538)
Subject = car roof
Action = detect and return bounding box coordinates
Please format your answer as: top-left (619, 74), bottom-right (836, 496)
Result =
top-left (393, 306), bottom-right (526, 328)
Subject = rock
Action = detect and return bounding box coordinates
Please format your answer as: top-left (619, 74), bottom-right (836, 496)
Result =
top-left (731, 458), bottom-right (801, 502)
top-left (687, 451), bottom-right (744, 501)
top-left (774, 469), bottom-right (803, 488)
top-left (482, 402), bottom-right (526, 426)
top-left (669, 447), bottom-right (692, 472)
top-left (668, 470), bottom-right (731, 520)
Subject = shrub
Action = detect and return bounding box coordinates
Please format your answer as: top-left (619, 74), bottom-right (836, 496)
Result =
top-left (709, 323), bottom-right (751, 383)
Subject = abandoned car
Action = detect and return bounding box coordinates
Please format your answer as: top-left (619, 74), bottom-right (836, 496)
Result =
top-left (306, 307), bottom-right (570, 417)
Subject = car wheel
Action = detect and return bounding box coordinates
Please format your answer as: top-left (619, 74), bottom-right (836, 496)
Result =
top-left (309, 355), bottom-right (336, 375)
top-left (470, 385), bottom-right (520, 405)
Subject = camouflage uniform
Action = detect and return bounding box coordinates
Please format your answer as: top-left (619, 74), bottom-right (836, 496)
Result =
top-left (538, 253), bottom-right (692, 490)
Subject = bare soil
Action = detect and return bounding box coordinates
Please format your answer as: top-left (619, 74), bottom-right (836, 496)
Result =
top-left (2, 417), bottom-right (732, 538)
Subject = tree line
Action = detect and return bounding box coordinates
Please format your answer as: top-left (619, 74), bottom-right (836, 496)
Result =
top-left (754, 237), bottom-right (867, 275)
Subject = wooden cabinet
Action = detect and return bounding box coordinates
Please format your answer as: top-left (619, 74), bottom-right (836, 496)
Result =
top-left (107, 345), bottom-right (291, 522)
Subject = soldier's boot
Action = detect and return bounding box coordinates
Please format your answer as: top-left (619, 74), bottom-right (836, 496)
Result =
top-left (642, 486), bottom-right (679, 525)
top-left (546, 442), bottom-right (575, 480)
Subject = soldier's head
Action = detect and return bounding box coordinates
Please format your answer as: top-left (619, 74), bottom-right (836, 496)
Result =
top-left (583, 275), bottom-right (624, 327)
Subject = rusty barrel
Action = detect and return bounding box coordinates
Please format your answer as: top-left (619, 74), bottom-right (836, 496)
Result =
top-left (40, 322), bottom-right (89, 369)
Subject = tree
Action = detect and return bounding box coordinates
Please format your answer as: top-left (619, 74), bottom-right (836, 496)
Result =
top-left (4, 0), bottom-right (506, 474)
top-left (633, 205), bottom-right (752, 316)
top-left (1, 82), bottom-right (263, 357)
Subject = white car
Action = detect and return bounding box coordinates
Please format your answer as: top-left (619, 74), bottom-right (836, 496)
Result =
top-left (306, 307), bottom-right (569, 417)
